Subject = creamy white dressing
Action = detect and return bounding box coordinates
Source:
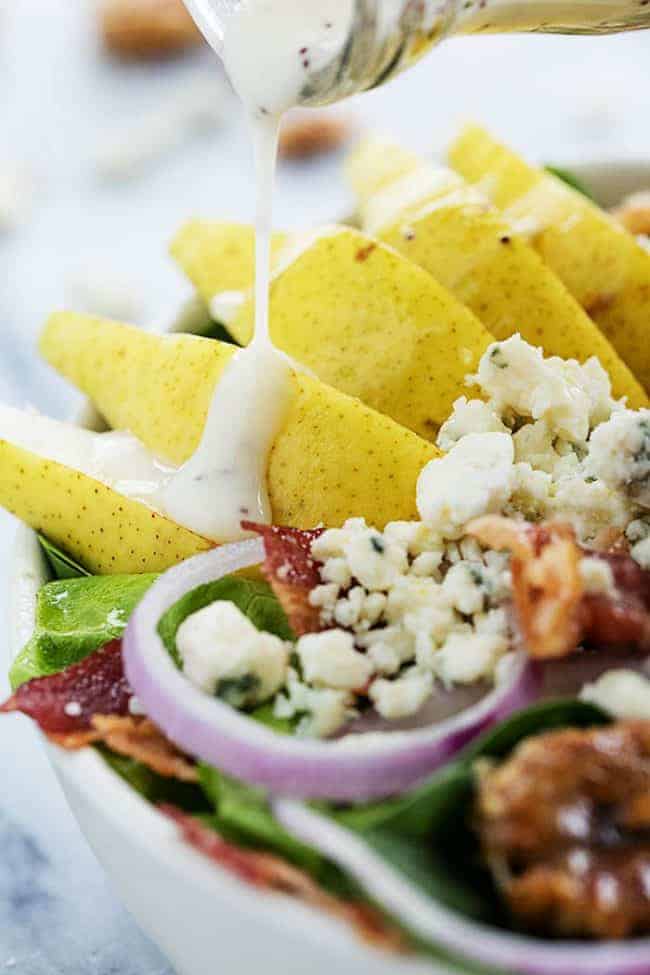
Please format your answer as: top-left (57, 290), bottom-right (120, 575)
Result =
top-left (185, 0), bottom-right (355, 115)
top-left (162, 114), bottom-right (293, 541)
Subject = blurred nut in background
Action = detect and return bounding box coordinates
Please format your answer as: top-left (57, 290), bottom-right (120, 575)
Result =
top-left (612, 191), bottom-right (650, 236)
top-left (101, 0), bottom-right (203, 60)
top-left (278, 111), bottom-right (354, 161)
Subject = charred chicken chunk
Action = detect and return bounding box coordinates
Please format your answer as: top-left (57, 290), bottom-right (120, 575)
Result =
top-left (476, 721), bottom-right (650, 939)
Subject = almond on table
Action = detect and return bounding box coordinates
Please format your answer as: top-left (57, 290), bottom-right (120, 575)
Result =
top-left (100, 0), bottom-right (202, 60)
top-left (278, 111), bottom-right (354, 161)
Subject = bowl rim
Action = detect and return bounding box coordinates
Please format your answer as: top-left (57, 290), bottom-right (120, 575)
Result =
top-left (7, 157), bottom-right (650, 974)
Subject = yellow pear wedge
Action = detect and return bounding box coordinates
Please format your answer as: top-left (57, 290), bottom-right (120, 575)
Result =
top-left (347, 138), bottom-right (647, 409)
top-left (449, 124), bottom-right (650, 392)
top-left (345, 135), bottom-right (421, 206)
top-left (170, 220), bottom-right (288, 309)
top-left (172, 225), bottom-right (496, 439)
top-left (0, 406), bottom-right (210, 574)
top-left (41, 314), bottom-right (438, 528)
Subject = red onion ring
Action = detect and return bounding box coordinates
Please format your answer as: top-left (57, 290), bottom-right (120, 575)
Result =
top-left (124, 542), bottom-right (539, 801)
top-left (274, 799), bottom-right (650, 975)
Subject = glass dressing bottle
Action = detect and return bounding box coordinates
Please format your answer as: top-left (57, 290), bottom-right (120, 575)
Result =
top-left (182, 0), bottom-right (650, 111)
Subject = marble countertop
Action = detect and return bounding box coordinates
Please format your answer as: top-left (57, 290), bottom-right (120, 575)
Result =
top-left (2, 2), bottom-right (650, 972)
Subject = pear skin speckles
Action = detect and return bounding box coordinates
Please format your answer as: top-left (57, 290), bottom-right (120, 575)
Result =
top-left (0, 440), bottom-right (210, 574)
top-left (449, 124), bottom-right (650, 394)
top-left (40, 314), bottom-right (439, 530)
top-left (175, 225), bottom-right (494, 440)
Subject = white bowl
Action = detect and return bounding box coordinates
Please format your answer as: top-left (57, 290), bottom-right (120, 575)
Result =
top-left (8, 160), bottom-right (650, 975)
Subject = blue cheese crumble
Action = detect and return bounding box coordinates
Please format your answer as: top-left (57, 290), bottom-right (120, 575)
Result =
top-left (178, 335), bottom-right (650, 738)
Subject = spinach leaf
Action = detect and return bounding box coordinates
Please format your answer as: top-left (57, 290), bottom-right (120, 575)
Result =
top-left (157, 575), bottom-right (294, 668)
top-left (545, 165), bottom-right (597, 202)
top-left (200, 321), bottom-right (240, 344)
top-left (462, 696), bottom-right (608, 761)
top-left (198, 764), bottom-right (324, 873)
top-left (10, 573), bottom-right (157, 689)
top-left (173, 296), bottom-right (240, 345)
top-left (101, 749), bottom-right (210, 813)
top-left (329, 700), bottom-right (609, 926)
top-left (38, 534), bottom-right (89, 580)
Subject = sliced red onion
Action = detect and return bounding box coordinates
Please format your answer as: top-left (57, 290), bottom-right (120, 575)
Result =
top-left (274, 800), bottom-right (650, 975)
top-left (124, 542), bottom-right (539, 801)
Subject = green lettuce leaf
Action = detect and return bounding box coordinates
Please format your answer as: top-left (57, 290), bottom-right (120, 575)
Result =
top-left (101, 748), bottom-right (210, 813)
top-left (198, 764), bottom-right (326, 874)
top-left (38, 534), bottom-right (89, 580)
top-left (9, 573), bottom-right (157, 689)
top-left (545, 165), bottom-right (597, 202)
top-left (328, 699), bottom-right (609, 929)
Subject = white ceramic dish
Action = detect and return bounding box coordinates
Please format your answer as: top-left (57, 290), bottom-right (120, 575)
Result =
top-left (7, 160), bottom-right (650, 975)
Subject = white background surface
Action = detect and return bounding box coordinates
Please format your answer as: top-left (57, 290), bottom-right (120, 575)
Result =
top-left (1, 2), bottom-right (649, 972)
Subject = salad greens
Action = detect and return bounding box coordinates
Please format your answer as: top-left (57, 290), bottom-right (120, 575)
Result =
top-left (38, 533), bottom-right (90, 580)
top-left (199, 765), bottom-right (326, 874)
top-left (326, 700), bottom-right (608, 924)
top-left (102, 748), bottom-right (210, 813)
top-left (545, 165), bottom-right (597, 202)
top-left (10, 532), bottom-right (614, 967)
top-left (10, 573), bottom-right (157, 690)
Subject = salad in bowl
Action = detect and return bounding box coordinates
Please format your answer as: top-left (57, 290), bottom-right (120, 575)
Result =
top-left (5, 126), bottom-right (650, 975)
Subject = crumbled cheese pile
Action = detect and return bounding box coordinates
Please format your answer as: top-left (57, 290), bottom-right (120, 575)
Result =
top-left (439, 334), bottom-right (650, 550)
top-left (177, 335), bottom-right (650, 738)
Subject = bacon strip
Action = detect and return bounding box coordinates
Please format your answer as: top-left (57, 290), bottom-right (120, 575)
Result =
top-left (243, 522), bottom-right (325, 636)
top-left (92, 716), bottom-right (198, 782)
top-left (468, 516), bottom-right (650, 659)
top-left (1, 640), bottom-right (131, 734)
top-left (161, 805), bottom-right (406, 952)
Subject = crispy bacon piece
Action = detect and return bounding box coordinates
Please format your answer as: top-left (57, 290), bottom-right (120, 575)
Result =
top-left (243, 522), bottom-right (325, 636)
top-left (91, 716), bottom-right (198, 782)
top-left (468, 518), bottom-right (584, 658)
top-left (468, 516), bottom-right (650, 659)
top-left (161, 806), bottom-right (406, 952)
top-left (1, 640), bottom-right (131, 734)
top-left (2, 645), bottom-right (199, 778)
top-left (476, 721), bottom-right (650, 939)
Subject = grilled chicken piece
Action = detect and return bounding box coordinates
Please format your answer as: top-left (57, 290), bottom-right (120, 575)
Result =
top-left (475, 721), bottom-right (650, 939)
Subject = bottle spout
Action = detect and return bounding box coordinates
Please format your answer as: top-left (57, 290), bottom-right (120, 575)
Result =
top-left (181, 0), bottom-right (231, 54)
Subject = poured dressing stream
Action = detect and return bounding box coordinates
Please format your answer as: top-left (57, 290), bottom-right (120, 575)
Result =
top-left (162, 3), bottom-right (359, 541)
top-left (162, 117), bottom-right (291, 541)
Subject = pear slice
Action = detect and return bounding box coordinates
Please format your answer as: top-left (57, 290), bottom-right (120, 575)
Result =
top-left (41, 314), bottom-right (438, 528)
top-left (449, 124), bottom-right (650, 392)
top-left (344, 135), bottom-right (421, 205)
top-left (170, 220), bottom-right (288, 316)
top-left (172, 225), bottom-right (496, 439)
top-left (0, 406), bottom-right (210, 574)
top-left (347, 138), bottom-right (648, 410)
